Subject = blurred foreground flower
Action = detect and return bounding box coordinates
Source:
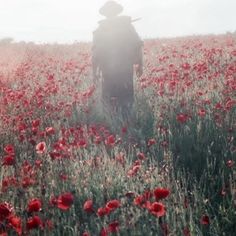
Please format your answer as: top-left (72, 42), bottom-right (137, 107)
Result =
top-left (0, 202), bottom-right (13, 221)
top-left (83, 199), bottom-right (94, 213)
top-left (26, 215), bottom-right (43, 230)
top-left (28, 198), bottom-right (42, 213)
top-left (57, 192), bottom-right (74, 211)
top-left (154, 188), bottom-right (170, 200)
top-left (108, 220), bottom-right (119, 233)
top-left (148, 202), bottom-right (166, 217)
top-left (176, 113), bottom-right (189, 123)
top-left (106, 199), bottom-right (121, 212)
top-left (8, 216), bottom-right (22, 235)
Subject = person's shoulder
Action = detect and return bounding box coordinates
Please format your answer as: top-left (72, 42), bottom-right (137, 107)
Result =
top-left (98, 19), bottom-right (108, 25)
top-left (95, 19), bottom-right (111, 32)
top-left (93, 19), bottom-right (107, 35)
top-left (116, 15), bottom-right (132, 24)
top-left (97, 16), bottom-right (131, 25)
top-left (93, 16), bottom-right (132, 34)
top-left (117, 15), bottom-right (132, 21)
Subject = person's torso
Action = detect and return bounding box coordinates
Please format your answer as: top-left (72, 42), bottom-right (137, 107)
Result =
top-left (93, 16), bottom-right (141, 70)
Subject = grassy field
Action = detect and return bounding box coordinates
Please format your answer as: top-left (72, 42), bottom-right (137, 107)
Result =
top-left (0, 34), bottom-right (235, 235)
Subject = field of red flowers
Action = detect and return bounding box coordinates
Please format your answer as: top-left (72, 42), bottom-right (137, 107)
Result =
top-left (0, 34), bottom-right (235, 236)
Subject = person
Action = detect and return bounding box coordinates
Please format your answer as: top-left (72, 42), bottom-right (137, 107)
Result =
top-left (92, 1), bottom-right (143, 116)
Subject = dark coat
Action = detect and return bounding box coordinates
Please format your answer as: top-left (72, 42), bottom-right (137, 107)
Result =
top-left (92, 16), bottom-right (143, 107)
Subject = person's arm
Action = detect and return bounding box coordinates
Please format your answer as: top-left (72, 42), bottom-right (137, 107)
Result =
top-left (127, 22), bottom-right (143, 77)
top-left (92, 48), bottom-right (99, 82)
top-left (92, 32), bottom-right (100, 83)
top-left (135, 40), bottom-right (144, 77)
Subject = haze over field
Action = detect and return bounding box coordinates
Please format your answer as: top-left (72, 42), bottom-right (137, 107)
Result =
top-left (0, 0), bottom-right (236, 43)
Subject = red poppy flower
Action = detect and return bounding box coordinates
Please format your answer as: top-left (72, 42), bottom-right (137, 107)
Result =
top-left (28, 199), bottom-right (42, 213)
top-left (215, 103), bottom-right (223, 110)
top-left (35, 159), bottom-right (42, 168)
top-left (197, 109), bottom-right (206, 117)
top-left (137, 152), bottom-right (146, 160)
top-left (133, 192), bottom-right (152, 208)
top-left (77, 139), bottom-right (87, 148)
top-left (32, 119), bottom-right (40, 128)
top-left (0, 202), bottom-right (13, 221)
top-left (8, 216), bottom-right (22, 235)
top-left (36, 142), bottom-right (46, 154)
top-left (106, 199), bottom-right (121, 211)
top-left (22, 177), bottom-right (35, 188)
top-left (59, 174), bottom-right (68, 181)
top-left (32, 127), bottom-right (38, 135)
top-left (183, 227), bottom-right (191, 236)
top-left (94, 135), bottom-right (102, 144)
top-left (97, 207), bottom-right (111, 217)
top-left (176, 113), bottom-right (189, 123)
top-left (45, 127), bottom-right (55, 136)
top-left (134, 195), bottom-right (144, 206)
top-left (49, 151), bottom-right (62, 160)
top-left (108, 220), bottom-right (119, 233)
top-left (154, 188), bottom-right (170, 200)
top-left (18, 122), bottom-right (27, 132)
top-left (26, 215), bottom-right (43, 230)
top-left (4, 144), bottom-right (15, 155)
top-left (200, 215), bottom-right (210, 225)
top-left (127, 164), bottom-right (141, 177)
top-left (29, 138), bottom-right (36, 146)
top-left (57, 192), bottom-right (74, 211)
top-left (100, 227), bottom-right (109, 236)
top-left (161, 140), bottom-right (169, 148)
top-left (105, 135), bottom-right (116, 146)
top-left (147, 138), bottom-right (156, 147)
top-left (121, 126), bottom-right (127, 134)
top-left (148, 202), bottom-right (166, 217)
top-left (2, 176), bottom-right (17, 192)
top-left (83, 200), bottom-right (93, 213)
top-left (2, 156), bottom-right (15, 166)
top-left (181, 63), bottom-right (191, 70)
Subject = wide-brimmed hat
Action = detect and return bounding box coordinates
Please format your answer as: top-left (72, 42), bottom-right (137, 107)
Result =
top-left (99, 1), bottom-right (123, 17)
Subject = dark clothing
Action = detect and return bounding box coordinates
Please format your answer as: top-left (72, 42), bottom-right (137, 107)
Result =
top-left (92, 16), bottom-right (143, 109)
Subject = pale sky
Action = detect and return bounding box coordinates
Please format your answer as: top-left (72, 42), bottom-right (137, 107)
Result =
top-left (0, 0), bottom-right (235, 43)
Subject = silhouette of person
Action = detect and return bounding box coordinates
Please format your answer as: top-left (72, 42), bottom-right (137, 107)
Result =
top-left (92, 1), bottom-right (143, 114)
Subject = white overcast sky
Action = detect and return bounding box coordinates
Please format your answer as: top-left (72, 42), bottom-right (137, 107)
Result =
top-left (0, 0), bottom-right (235, 43)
